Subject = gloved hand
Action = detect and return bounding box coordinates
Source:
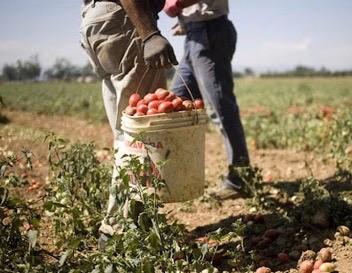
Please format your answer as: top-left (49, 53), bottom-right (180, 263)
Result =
top-left (143, 32), bottom-right (178, 68)
top-left (163, 0), bottom-right (184, 17)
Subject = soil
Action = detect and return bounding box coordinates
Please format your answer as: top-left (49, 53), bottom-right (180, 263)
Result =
top-left (0, 109), bottom-right (351, 273)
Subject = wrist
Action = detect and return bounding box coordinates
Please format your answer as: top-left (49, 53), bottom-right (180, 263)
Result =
top-left (142, 30), bottom-right (161, 43)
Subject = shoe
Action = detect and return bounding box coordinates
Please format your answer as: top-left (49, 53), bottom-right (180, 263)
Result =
top-left (208, 183), bottom-right (242, 200)
top-left (208, 172), bottom-right (252, 200)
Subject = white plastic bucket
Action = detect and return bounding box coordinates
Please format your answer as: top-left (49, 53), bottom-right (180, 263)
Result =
top-left (119, 110), bottom-right (208, 203)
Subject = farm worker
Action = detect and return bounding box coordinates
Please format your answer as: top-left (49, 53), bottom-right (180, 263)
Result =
top-left (80, 0), bottom-right (177, 247)
top-left (164, 0), bottom-right (250, 199)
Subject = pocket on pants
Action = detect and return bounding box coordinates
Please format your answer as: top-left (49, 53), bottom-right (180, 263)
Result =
top-left (81, 15), bottom-right (142, 79)
top-left (80, 39), bottom-right (109, 79)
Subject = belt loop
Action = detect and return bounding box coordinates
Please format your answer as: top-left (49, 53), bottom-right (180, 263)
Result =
top-left (92, 0), bottom-right (97, 8)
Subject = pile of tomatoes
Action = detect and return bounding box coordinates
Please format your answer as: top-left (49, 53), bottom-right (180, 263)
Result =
top-left (125, 88), bottom-right (205, 116)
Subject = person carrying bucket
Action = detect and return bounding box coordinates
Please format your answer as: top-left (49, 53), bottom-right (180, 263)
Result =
top-left (164, 0), bottom-right (251, 199)
top-left (80, 0), bottom-right (178, 248)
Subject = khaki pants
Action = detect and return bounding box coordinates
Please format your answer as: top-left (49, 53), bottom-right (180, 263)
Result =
top-left (80, 1), bottom-right (166, 235)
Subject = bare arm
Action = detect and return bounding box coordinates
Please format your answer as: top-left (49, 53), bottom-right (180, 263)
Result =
top-left (120, 0), bottom-right (178, 68)
top-left (119, 0), bottom-right (158, 40)
top-left (164, 0), bottom-right (200, 17)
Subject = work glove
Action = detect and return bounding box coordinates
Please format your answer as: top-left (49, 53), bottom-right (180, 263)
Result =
top-left (143, 32), bottom-right (178, 69)
top-left (163, 0), bottom-right (184, 17)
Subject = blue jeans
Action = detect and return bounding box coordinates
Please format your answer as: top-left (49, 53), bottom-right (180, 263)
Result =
top-left (171, 16), bottom-right (249, 179)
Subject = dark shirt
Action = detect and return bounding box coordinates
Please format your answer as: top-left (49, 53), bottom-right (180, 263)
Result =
top-left (82, 0), bottom-right (165, 13)
top-left (151, 0), bottom-right (165, 13)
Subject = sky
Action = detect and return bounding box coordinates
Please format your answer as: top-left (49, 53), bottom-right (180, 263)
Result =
top-left (0, 0), bottom-right (351, 72)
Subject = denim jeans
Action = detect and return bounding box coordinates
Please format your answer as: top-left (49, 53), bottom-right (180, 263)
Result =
top-left (171, 16), bottom-right (249, 177)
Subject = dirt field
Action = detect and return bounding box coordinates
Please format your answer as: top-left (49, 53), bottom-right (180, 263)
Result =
top-left (1, 109), bottom-right (351, 273)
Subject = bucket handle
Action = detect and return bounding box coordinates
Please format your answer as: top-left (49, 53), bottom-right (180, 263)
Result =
top-left (136, 66), bottom-right (200, 125)
top-left (174, 68), bottom-right (199, 125)
top-left (136, 66), bottom-right (151, 95)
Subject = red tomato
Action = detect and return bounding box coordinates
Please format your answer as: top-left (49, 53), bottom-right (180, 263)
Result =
top-left (158, 101), bottom-right (174, 113)
top-left (144, 93), bottom-right (157, 104)
top-left (314, 260), bottom-right (323, 269)
top-left (165, 92), bottom-right (176, 101)
top-left (182, 100), bottom-right (194, 110)
top-left (155, 88), bottom-right (169, 100)
top-left (175, 104), bottom-right (185, 111)
top-left (136, 104), bottom-right (148, 114)
top-left (137, 99), bottom-right (147, 107)
top-left (255, 267), bottom-right (272, 273)
top-left (194, 99), bottom-right (205, 109)
top-left (148, 100), bottom-right (162, 110)
top-left (129, 93), bottom-right (141, 107)
top-left (146, 108), bottom-right (159, 115)
top-left (299, 261), bottom-right (314, 273)
top-left (125, 106), bottom-right (136, 116)
top-left (172, 97), bottom-right (183, 109)
top-left (134, 112), bottom-right (145, 116)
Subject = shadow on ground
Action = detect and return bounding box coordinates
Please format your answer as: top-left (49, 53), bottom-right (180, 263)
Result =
top-left (0, 113), bottom-right (10, 124)
top-left (189, 171), bottom-right (352, 272)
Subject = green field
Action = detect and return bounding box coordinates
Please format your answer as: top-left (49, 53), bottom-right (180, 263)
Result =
top-left (0, 81), bottom-right (106, 121)
top-left (1, 77), bottom-right (351, 119)
top-left (1, 77), bottom-right (352, 272)
top-left (236, 77), bottom-right (352, 111)
top-left (1, 77), bottom-right (352, 153)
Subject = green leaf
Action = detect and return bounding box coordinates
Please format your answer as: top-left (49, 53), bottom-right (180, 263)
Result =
top-left (0, 187), bottom-right (9, 205)
top-left (201, 243), bottom-right (208, 258)
top-left (43, 201), bottom-right (54, 211)
top-left (129, 199), bottom-right (145, 223)
top-left (138, 212), bottom-right (152, 231)
top-left (148, 231), bottom-right (160, 249)
top-left (142, 259), bottom-right (154, 273)
top-left (68, 237), bottom-right (83, 249)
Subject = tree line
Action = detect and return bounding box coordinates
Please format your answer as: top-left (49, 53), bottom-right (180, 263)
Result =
top-left (1, 56), bottom-right (352, 82)
top-left (258, 66), bottom-right (352, 78)
top-left (0, 56), bottom-right (95, 82)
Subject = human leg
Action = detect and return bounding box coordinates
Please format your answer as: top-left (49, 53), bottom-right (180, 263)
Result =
top-left (171, 48), bottom-right (201, 100)
top-left (81, 2), bottom-right (166, 238)
top-left (187, 18), bottom-right (249, 185)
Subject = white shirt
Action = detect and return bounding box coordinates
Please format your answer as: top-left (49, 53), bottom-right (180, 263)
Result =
top-left (180, 0), bottom-right (229, 23)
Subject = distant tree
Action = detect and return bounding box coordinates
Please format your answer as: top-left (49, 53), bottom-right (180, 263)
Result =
top-left (260, 65), bottom-right (352, 78)
top-left (244, 67), bottom-right (254, 77)
top-left (2, 64), bottom-right (18, 81)
top-left (79, 62), bottom-right (95, 77)
top-left (233, 71), bottom-right (243, 78)
top-left (293, 65), bottom-right (316, 76)
top-left (44, 58), bottom-right (80, 80)
top-left (24, 55), bottom-right (41, 80)
top-left (1, 55), bottom-right (41, 81)
top-left (318, 66), bottom-right (331, 77)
